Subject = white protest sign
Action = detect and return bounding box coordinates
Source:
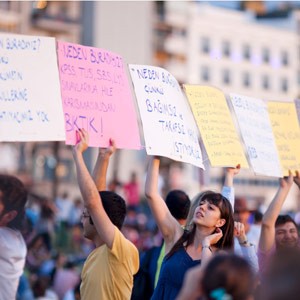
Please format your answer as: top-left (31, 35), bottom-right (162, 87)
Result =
top-left (230, 94), bottom-right (282, 177)
top-left (129, 64), bottom-right (204, 168)
top-left (0, 33), bottom-right (65, 141)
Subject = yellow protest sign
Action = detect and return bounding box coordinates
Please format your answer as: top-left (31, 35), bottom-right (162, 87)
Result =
top-left (268, 101), bottom-right (300, 176)
top-left (183, 85), bottom-right (248, 168)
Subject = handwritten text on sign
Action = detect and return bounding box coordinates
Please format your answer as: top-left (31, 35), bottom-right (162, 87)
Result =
top-left (230, 94), bottom-right (281, 177)
top-left (129, 65), bottom-right (204, 168)
top-left (0, 33), bottom-right (65, 141)
top-left (268, 102), bottom-right (300, 175)
top-left (57, 41), bottom-right (141, 149)
top-left (184, 85), bottom-right (248, 168)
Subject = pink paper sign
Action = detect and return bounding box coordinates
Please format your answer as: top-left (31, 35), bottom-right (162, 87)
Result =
top-left (57, 41), bottom-right (141, 149)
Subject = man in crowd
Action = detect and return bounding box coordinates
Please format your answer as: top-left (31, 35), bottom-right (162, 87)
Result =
top-left (258, 171), bottom-right (300, 274)
top-left (234, 197), bottom-right (261, 251)
top-left (73, 129), bottom-right (139, 299)
top-left (0, 174), bottom-right (28, 300)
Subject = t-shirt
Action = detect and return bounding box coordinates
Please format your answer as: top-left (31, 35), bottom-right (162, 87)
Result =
top-left (0, 227), bottom-right (27, 300)
top-left (123, 182), bottom-right (140, 207)
top-left (257, 244), bottom-right (276, 276)
top-left (80, 226), bottom-right (139, 300)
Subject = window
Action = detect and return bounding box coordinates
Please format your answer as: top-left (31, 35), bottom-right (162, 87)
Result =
top-left (281, 50), bottom-right (289, 66)
top-left (281, 78), bottom-right (288, 92)
top-left (243, 72), bottom-right (251, 88)
top-left (262, 75), bottom-right (269, 90)
top-left (243, 44), bottom-right (251, 60)
top-left (262, 48), bottom-right (270, 63)
top-left (222, 40), bottom-right (230, 57)
top-left (201, 66), bottom-right (210, 82)
top-left (223, 69), bottom-right (231, 85)
top-left (201, 37), bottom-right (210, 54)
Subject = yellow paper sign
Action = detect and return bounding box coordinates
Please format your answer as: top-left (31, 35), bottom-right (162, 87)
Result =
top-left (184, 85), bottom-right (249, 168)
top-left (268, 102), bottom-right (300, 176)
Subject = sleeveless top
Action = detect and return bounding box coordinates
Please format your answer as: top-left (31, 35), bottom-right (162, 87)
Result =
top-left (151, 246), bottom-right (201, 300)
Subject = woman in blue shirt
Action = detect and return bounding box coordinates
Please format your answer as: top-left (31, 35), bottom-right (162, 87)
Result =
top-left (145, 156), bottom-right (235, 300)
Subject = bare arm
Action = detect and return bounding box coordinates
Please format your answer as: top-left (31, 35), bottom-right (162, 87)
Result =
top-left (224, 164), bottom-right (240, 187)
top-left (145, 156), bottom-right (183, 248)
top-left (222, 164), bottom-right (240, 210)
top-left (258, 172), bottom-right (294, 252)
top-left (92, 139), bottom-right (116, 191)
top-left (73, 129), bottom-right (115, 248)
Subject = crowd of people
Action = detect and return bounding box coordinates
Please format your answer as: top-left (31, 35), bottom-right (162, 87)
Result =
top-left (0, 130), bottom-right (300, 300)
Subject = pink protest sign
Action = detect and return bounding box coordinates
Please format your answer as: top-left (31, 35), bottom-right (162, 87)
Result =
top-left (57, 41), bottom-right (141, 149)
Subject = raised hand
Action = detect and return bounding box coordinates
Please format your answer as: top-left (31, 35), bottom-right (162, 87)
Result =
top-left (224, 164), bottom-right (241, 187)
top-left (73, 128), bottom-right (89, 154)
top-left (280, 170), bottom-right (294, 189)
top-left (294, 170), bottom-right (300, 189)
top-left (227, 164), bottom-right (241, 177)
top-left (99, 138), bottom-right (116, 158)
top-left (234, 221), bottom-right (247, 245)
top-left (202, 228), bottom-right (223, 247)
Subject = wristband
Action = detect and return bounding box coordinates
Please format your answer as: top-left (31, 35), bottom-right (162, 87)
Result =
top-left (202, 245), bottom-right (212, 252)
top-left (239, 239), bottom-right (248, 245)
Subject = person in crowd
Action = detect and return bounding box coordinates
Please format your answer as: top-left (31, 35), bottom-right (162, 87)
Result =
top-left (26, 233), bottom-right (52, 274)
top-left (131, 189), bottom-right (191, 300)
top-left (31, 276), bottom-right (58, 300)
top-left (258, 170), bottom-right (300, 275)
top-left (0, 174), bottom-right (28, 300)
top-left (257, 247), bottom-right (300, 300)
top-left (154, 189), bottom-right (191, 287)
top-left (253, 210), bottom-right (263, 226)
top-left (72, 128), bottom-right (139, 299)
top-left (176, 253), bottom-right (255, 300)
top-left (145, 156), bottom-right (235, 299)
top-left (221, 166), bottom-right (259, 272)
top-left (124, 171), bottom-right (141, 210)
top-left (233, 197), bottom-right (261, 250)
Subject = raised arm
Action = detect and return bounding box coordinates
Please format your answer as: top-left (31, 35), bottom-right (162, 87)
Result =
top-left (222, 164), bottom-right (240, 209)
top-left (258, 172), bottom-right (294, 252)
top-left (145, 156), bottom-right (182, 248)
top-left (73, 129), bottom-right (115, 248)
top-left (234, 221), bottom-right (259, 273)
top-left (92, 139), bottom-right (116, 191)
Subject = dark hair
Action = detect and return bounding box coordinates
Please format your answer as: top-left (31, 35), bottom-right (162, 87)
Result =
top-left (99, 191), bottom-right (126, 230)
top-left (32, 277), bottom-right (49, 298)
top-left (202, 254), bottom-right (255, 300)
top-left (166, 191), bottom-right (234, 259)
top-left (165, 189), bottom-right (190, 221)
top-left (259, 248), bottom-right (300, 300)
top-left (275, 215), bottom-right (298, 229)
top-left (0, 174), bottom-right (27, 229)
top-left (254, 210), bottom-right (263, 223)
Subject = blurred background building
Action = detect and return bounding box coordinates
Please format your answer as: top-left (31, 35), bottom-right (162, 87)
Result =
top-left (0, 0), bottom-right (299, 212)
